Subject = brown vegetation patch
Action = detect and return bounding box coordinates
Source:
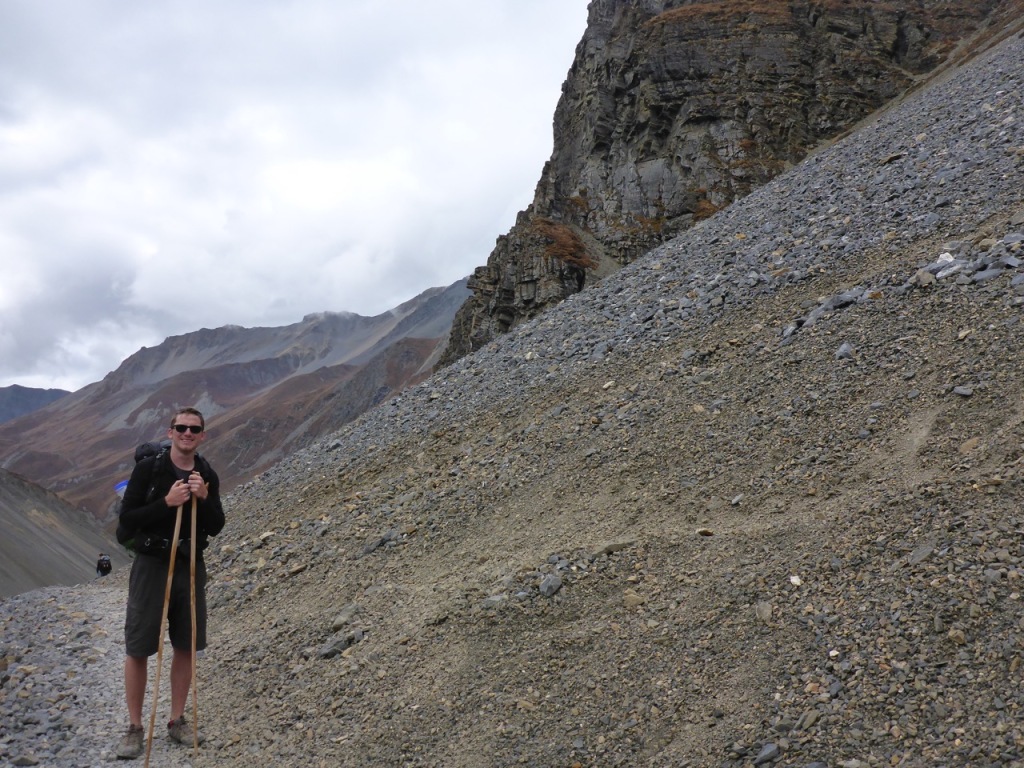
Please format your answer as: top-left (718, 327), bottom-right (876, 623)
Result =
top-left (532, 218), bottom-right (597, 270)
top-left (692, 198), bottom-right (722, 221)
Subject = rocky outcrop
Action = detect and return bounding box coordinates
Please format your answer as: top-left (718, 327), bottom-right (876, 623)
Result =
top-left (440, 0), bottom-right (1014, 365)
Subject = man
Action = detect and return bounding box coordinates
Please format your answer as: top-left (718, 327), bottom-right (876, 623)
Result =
top-left (96, 553), bottom-right (112, 577)
top-left (115, 407), bottom-right (225, 760)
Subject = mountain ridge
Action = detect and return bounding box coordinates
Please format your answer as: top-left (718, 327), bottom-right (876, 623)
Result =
top-left (0, 384), bottom-right (69, 424)
top-left (0, 278), bottom-right (469, 529)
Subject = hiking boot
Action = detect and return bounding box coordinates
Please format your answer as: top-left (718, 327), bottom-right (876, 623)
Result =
top-left (167, 715), bottom-right (205, 746)
top-left (115, 724), bottom-right (144, 759)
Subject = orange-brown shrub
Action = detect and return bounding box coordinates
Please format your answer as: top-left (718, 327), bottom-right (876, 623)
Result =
top-left (693, 199), bottom-right (722, 222)
top-left (532, 219), bottom-right (597, 270)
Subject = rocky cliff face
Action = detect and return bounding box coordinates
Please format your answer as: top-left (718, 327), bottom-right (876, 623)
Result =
top-left (440, 0), bottom-right (1013, 364)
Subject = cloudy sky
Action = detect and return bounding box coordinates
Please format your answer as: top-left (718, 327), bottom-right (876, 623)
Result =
top-left (0, 0), bottom-right (590, 392)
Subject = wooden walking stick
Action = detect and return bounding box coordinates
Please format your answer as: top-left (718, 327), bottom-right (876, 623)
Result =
top-left (145, 504), bottom-right (184, 768)
top-left (189, 495), bottom-right (199, 757)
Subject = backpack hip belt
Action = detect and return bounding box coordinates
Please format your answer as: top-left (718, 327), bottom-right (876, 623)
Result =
top-left (136, 535), bottom-right (207, 557)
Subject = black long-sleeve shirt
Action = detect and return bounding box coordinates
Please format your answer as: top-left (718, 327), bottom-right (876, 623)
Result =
top-left (118, 452), bottom-right (225, 550)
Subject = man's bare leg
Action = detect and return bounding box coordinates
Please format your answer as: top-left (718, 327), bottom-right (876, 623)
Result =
top-left (169, 646), bottom-right (192, 720)
top-left (124, 655), bottom-right (148, 726)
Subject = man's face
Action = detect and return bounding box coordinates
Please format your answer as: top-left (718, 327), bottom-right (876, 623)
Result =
top-left (168, 413), bottom-right (206, 453)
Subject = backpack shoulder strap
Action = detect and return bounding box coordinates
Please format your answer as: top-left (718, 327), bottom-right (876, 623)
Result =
top-left (194, 452), bottom-right (213, 479)
top-left (144, 449), bottom-right (169, 504)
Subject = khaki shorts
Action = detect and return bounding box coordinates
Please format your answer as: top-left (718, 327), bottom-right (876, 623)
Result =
top-left (124, 552), bottom-right (208, 657)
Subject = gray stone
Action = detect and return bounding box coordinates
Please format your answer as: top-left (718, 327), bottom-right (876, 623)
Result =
top-left (539, 574), bottom-right (563, 597)
top-left (753, 742), bottom-right (781, 765)
top-left (330, 603), bottom-right (361, 631)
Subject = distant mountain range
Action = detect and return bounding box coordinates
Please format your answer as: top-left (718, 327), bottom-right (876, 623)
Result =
top-left (0, 278), bottom-right (469, 530)
top-left (0, 385), bottom-right (69, 424)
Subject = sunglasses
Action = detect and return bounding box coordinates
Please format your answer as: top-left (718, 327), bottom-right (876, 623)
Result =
top-left (172, 424), bottom-right (204, 434)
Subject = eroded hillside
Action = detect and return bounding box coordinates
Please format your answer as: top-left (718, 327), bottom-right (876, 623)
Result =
top-left (184, 23), bottom-right (1024, 767)
top-left (0, 468), bottom-right (128, 597)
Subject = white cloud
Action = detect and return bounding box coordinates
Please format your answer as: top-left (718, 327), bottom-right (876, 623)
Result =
top-left (0, 0), bottom-right (589, 391)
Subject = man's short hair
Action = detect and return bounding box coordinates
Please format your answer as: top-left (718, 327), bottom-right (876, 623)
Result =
top-left (170, 406), bottom-right (205, 430)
